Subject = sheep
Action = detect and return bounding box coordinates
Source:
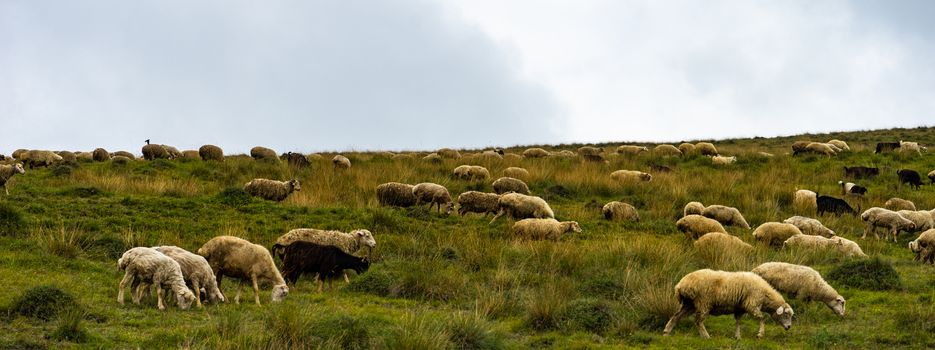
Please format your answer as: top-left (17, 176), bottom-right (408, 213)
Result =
top-left (376, 182), bottom-right (417, 207)
top-left (817, 195), bottom-right (856, 216)
top-left (271, 228), bottom-right (376, 259)
top-left (752, 262), bottom-right (845, 316)
top-left (825, 143), bottom-right (843, 153)
top-left (900, 140), bottom-right (922, 155)
top-left (250, 146), bottom-right (278, 161)
top-left (503, 167), bottom-right (530, 179)
top-left (457, 191), bottom-right (501, 216)
top-left (791, 141), bottom-right (811, 155)
top-left (55, 151), bottom-right (77, 163)
top-left (197, 236), bottom-right (289, 305)
top-left (753, 222), bottom-right (803, 247)
top-left (844, 166), bottom-right (879, 179)
top-left (512, 218), bottom-right (581, 240)
top-left (504, 153), bottom-right (524, 161)
top-left (0, 163), bottom-right (25, 195)
top-left (827, 139), bottom-right (850, 151)
top-left (874, 142), bottom-right (900, 153)
top-left (75, 152), bottom-right (93, 162)
top-left (884, 197), bottom-right (916, 211)
top-left (21, 150), bottom-right (62, 168)
top-left (794, 189), bottom-right (817, 212)
top-left (929, 170), bottom-right (935, 184)
top-left (199, 145), bottom-right (224, 161)
top-left (117, 247), bottom-right (196, 310)
top-left (782, 216), bottom-right (835, 237)
top-left (11, 149), bottom-right (27, 160)
top-left (909, 229), bottom-right (935, 264)
top-left (662, 269), bottom-right (794, 339)
top-left (577, 146), bottom-right (604, 157)
top-left (603, 201), bottom-right (639, 222)
top-left (711, 155), bottom-right (736, 165)
top-left (489, 192), bottom-right (554, 224)
top-left (616, 145), bottom-right (648, 155)
top-left (757, 152), bottom-right (774, 158)
top-left (610, 170), bottom-right (652, 182)
top-left (678, 143), bottom-right (696, 154)
top-left (803, 142), bottom-right (836, 156)
top-left (695, 142), bottom-right (719, 156)
top-left (162, 145), bottom-right (182, 159)
top-left (782, 234), bottom-right (868, 258)
top-left (838, 181), bottom-right (867, 196)
top-left (860, 207), bottom-right (916, 242)
top-left (897, 210), bottom-right (934, 232)
top-left (282, 152), bottom-right (309, 168)
top-left (281, 241), bottom-right (371, 293)
top-left (178, 150), bottom-right (198, 160)
top-left (152, 246), bottom-right (225, 307)
top-left (479, 150), bottom-right (503, 160)
top-left (332, 155), bottom-right (351, 170)
top-left (492, 177), bottom-right (530, 195)
top-left (412, 182), bottom-right (453, 214)
top-left (422, 153), bottom-right (442, 162)
top-left (243, 178), bottom-right (301, 202)
top-left (702, 205), bottom-right (750, 229)
top-left (453, 165), bottom-right (490, 181)
top-left (111, 151), bottom-right (136, 160)
top-left (582, 153), bottom-right (607, 163)
top-left (676, 215), bottom-right (728, 240)
top-left (522, 148), bottom-right (551, 158)
top-left (437, 148), bottom-right (462, 159)
top-left (142, 143), bottom-right (171, 160)
top-left (92, 148), bottom-right (110, 162)
top-left (683, 201), bottom-right (705, 217)
top-left (112, 156), bottom-right (132, 165)
top-left (307, 153), bottom-right (323, 161)
top-left (654, 144), bottom-right (683, 157)
top-left (693, 232), bottom-right (754, 257)
top-left (897, 169), bottom-right (923, 189)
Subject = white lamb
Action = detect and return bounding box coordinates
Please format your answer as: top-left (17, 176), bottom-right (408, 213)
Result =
top-left (782, 216), bottom-right (835, 238)
top-left (782, 234), bottom-right (868, 258)
top-left (197, 236), bottom-right (289, 305)
top-left (860, 207), bottom-right (916, 242)
top-left (752, 262), bottom-right (845, 316)
top-left (512, 218), bottom-right (582, 240)
top-left (489, 192), bottom-right (554, 225)
top-left (117, 247), bottom-right (196, 310)
top-left (152, 246), bottom-right (225, 308)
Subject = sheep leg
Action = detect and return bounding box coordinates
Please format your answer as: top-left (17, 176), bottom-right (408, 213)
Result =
top-left (193, 280), bottom-right (203, 308)
top-left (118, 272), bottom-right (133, 305)
top-left (489, 210), bottom-right (505, 225)
top-left (344, 272), bottom-right (350, 283)
top-left (329, 280), bottom-right (334, 292)
top-left (251, 273), bottom-right (261, 306)
top-left (694, 311), bottom-right (710, 339)
top-left (318, 278), bottom-right (324, 293)
top-left (892, 228), bottom-right (899, 243)
top-left (757, 316), bottom-right (766, 338)
top-left (734, 313), bottom-right (744, 339)
top-left (663, 305), bottom-right (691, 336)
top-left (156, 284), bottom-right (166, 311)
top-left (235, 280), bottom-right (243, 304)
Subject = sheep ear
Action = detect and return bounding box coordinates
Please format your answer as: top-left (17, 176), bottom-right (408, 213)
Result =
top-left (776, 306), bottom-right (784, 315)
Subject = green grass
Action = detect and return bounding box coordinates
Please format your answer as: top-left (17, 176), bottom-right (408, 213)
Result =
top-left (2, 126), bottom-right (935, 348)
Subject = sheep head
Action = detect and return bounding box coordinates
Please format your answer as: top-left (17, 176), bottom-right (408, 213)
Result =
top-left (289, 179), bottom-right (301, 192)
top-left (826, 296), bottom-right (846, 317)
top-left (771, 304), bottom-right (794, 330)
top-left (271, 284), bottom-right (289, 303)
top-left (354, 229), bottom-right (377, 248)
top-left (177, 289), bottom-right (196, 310)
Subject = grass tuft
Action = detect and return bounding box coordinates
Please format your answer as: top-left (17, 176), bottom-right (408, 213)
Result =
top-left (826, 257), bottom-right (901, 291)
top-left (8, 285), bottom-right (78, 321)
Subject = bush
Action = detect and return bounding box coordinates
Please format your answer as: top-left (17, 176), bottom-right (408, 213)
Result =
top-left (347, 269), bottom-right (395, 297)
top-left (0, 203), bottom-right (25, 237)
top-left (215, 187), bottom-right (253, 207)
top-left (448, 314), bottom-right (504, 350)
top-left (8, 285), bottom-right (78, 321)
top-left (826, 258), bottom-right (901, 291)
top-left (562, 298), bottom-right (615, 333)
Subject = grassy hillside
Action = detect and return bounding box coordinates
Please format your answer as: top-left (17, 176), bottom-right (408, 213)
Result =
top-left (2, 126), bottom-right (935, 349)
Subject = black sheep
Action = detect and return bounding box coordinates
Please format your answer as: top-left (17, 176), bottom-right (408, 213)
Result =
top-left (817, 195), bottom-right (857, 216)
top-left (897, 169), bottom-right (923, 190)
top-left (281, 241), bottom-right (370, 293)
top-left (282, 152), bottom-right (310, 168)
top-left (875, 142), bottom-right (900, 153)
top-left (844, 166), bottom-right (879, 179)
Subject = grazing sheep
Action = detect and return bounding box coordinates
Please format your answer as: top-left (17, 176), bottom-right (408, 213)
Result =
top-left (825, 143), bottom-right (843, 153)
top-left (929, 170), bottom-right (935, 184)
top-left (457, 191), bottom-right (501, 216)
top-left (422, 153), bottom-right (442, 162)
top-left (838, 181), bottom-right (867, 196)
top-left (678, 143), bottom-right (696, 154)
top-left (412, 182), bottom-right (453, 214)
top-left (603, 201), bottom-right (639, 222)
top-left (844, 166), bottom-right (879, 179)
top-left (794, 189), bottom-right (818, 212)
top-left (512, 218), bottom-right (581, 240)
top-left (663, 269), bottom-right (794, 339)
top-left (0, 163), bottom-right (25, 195)
top-left (783, 234), bottom-right (868, 258)
top-left (376, 182), bottom-right (417, 207)
top-left (250, 146), bottom-right (278, 161)
top-left (271, 228), bottom-right (376, 283)
top-left (897, 210), bottom-right (934, 232)
top-left (752, 262), bottom-right (845, 316)
top-left (437, 148), bottom-right (462, 159)
top-left (117, 247), bottom-right (196, 310)
top-left (909, 229), bottom-right (935, 264)
top-left (900, 140), bottom-right (922, 155)
top-left (142, 143), bottom-right (170, 160)
top-left (332, 155), bottom-right (351, 170)
top-left (753, 223), bottom-right (803, 247)
top-left (782, 216), bottom-right (835, 237)
top-left (875, 142), bottom-right (900, 153)
top-left (654, 144), bottom-right (683, 157)
top-left (503, 153), bottom-right (524, 161)
top-left (181, 150), bottom-right (200, 160)
top-left (582, 153), bottom-right (607, 163)
top-left (479, 150), bottom-right (503, 160)
top-left (492, 176), bottom-right (530, 195)
top-left (92, 148), bottom-right (110, 162)
top-left (897, 169), bottom-right (923, 189)
top-left (199, 145), bottom-right (224, 161)
top-left (112, 156), bottom-right (131, 165)
top-left (616, 145), bottom-right (649, 155)
top-left (551, 150), bottom-right (576, 158)
top-left (791, 141), bottom-right (811, 155)
top-left (827, 139), bottom-right (850, 151)
top-left (803, 142), bottom-right (836, 156)
top-left (503, 167), bottom-right (530, 179)
top-left (153, 246), bottom-right (225, 307)
top-left (676, 215), bottom-right (728, 240)
top-left (702, 205), bottom-right (751, 229)
top-left (21, 150), bottom-right (62, 168)
top-left (162, 145), bottom-right (182, 159)
top-left (111, 151), bottom-right (136, 160)
top-left (244, 178), bottom-right (301, 202)
top-left (610, 170), bottom-right (652, 182)
top-left (75, 152), bottom-right (93, 162)
top-left (281, 152), bottom-right (310, 168)
top-left (522, 148), bottom-right (551, 158)
top-left (683, 201), bottom-right (705, 217)
top-left (694, 232), bottom-right (754, 256)
top-left (577, 146), bottom-right (604, 157)
top-left (11, 149), bottom-right (27, 160)
top-left (817, 195), bottom-right (857, 216)
top-left (884, 197), bottom-right (916, 211)
top-left (711, 155), bottom-right (736, 165)
top-left (55, 151), bottom-right (77, 163)
top-left (860, 207), bottom-right (916, 242)
top-left (695, 142), bottom-right (718, 156)
top-left (197, 236), bottom-right (289, 305)
top-left (489, 192), bottom-right (554, 224)
top-left (281, 242), bottom-right (370, 292)
top-left (453, 165), bottom-right (490, 181)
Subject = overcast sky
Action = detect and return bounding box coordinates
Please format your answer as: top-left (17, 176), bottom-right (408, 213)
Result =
top-left (2, 1), bottom-right (933, 154)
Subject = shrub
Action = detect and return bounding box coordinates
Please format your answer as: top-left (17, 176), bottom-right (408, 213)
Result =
top-left (562, 298), bottom-right (615, 334)
top-left (0, 203), bottom-right (25, 237)
top-left (51, 164), bottom-right (73, 177)
top-left (826, 258), bottom-right (901, 291)
top-left (347, 269), bottom-right (394, 297)
top-left (215, 187), bottom-right (253, 207)
top-left (8, 285), bottom-right (78, 321)
top-left (448, 314), bottom-right (504, 350)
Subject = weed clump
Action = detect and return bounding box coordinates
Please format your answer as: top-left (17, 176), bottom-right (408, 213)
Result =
top-left (347, 269), bottom-right (394, 297)
top-left (448, 314), bottom-right (504, 350)
top-left (215, 187), bottom-right (252, 206)
top-left (0, 203), bottom-right (25, 236)
top-left (562, 298), bottom-right (615, 333)
top-left (51, 165), bottom-right (73, 177)
top-left (826, 257), bottom-right (901, 291)
top-left (50, 307), bottom-right (88, 343)
top-left (8, 285), bottom-right (78, 321)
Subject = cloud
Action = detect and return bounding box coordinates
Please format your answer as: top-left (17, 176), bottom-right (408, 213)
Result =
top-left (0, 0), bottom-right (563, 154)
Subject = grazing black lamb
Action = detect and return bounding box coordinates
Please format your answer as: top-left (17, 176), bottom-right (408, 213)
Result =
top-left (844, 166), bottom-right (879, 179)
top-left (280, 241), bottom-right (370, 293)
top-left (875, 142), bottom-right (900, 153)
top-left (897, 169), bottom-right (923, 190)
top-left (817, 195), bottom-right (857, 216)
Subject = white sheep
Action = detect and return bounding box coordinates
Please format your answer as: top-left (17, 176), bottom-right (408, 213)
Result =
top-left (489, 192), bottom-right (554, 225)
top-left (0, 163), bottom-right (25, 195)
top-left (695, 142), bottom-right (719, 156)
top-left (522, 148), bottom-right (551, 158)
top-left (693, 232), bottom-right (754, 258)
top-left (412, 182), bottom-right (454, 214)
top-left (884, 197), bottom-right (916, 211)
top-left (678, 143), bottom-right (696, 154)
top-left (422, 153), bottom-right (442, 162)
top-left (376, 182), bottom-right (417, 207)
top-left (553, 150), bottom-right (577, 158)
top-left (610, 170), bottom-right (652, 182)
top-left (676, 215), bottom-right (728, 240)
top-left (900, 140), bottom-right (922, 155)
top-left (602, 201), bottom-right (639, 222)
top-left (503, 167), bottom-right (530, 179)
top-left (197, 236), bottom-right (289, 305)
top-left (860, 207), bottom-right (916, 242)
top-left (332, 155), bottom-right (352, 169)
top-left (21, 150), bottom-right (63, 168)
top-left (752, 262), bottom-right (845, 316)
top-left (616, 145), bottom-right (649, 155)
top-left (711, 155), bottom-right (737, 165)
top-left (437, 148), bottom-right (462, 159)
top-left (492, 177), bottom-right (530, 195)
top-left (793, 189), bottom-right (818, 212)
top-left (244, 178), bottom-right (301, 202)
top-left (701, 205), bottom-right (750, 229)
top-left (827, 139), bottom-right (850, 151)
top-left (909, 229), bottom-right (935, 264)
top-left (577, 146), bottom-right (604, 157)
top-left (897, 210), bottom-right (934, 233)
top-left (512, 218), bottom-right (581, 240)
top-left (457, 191), bottom-right (501, 216)
top-left (782, 216), bottom-right (835, 238)
top-left (782, 234), bottom-right (868, 258)
top-left (804, 142), bottom-right (836, 156)
top-left (654, 144), bottom-right (683, 157)
top-left (153, 246), bottom-right (225, 307)
top-left (663, 269), bottom-right (794, 339)
top-left (453, 165), bottom-right (490, 181)
top-left (271, 228), bottom-right (376, 282)
top-left (753, 222), bottom-right (803, 247)
top-left (683, 201), bottom-right (705, 217)
top-left (117, 247), bottom-right (196, 310)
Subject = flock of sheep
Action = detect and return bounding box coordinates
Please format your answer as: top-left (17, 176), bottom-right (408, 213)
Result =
top-left (2, 137), bottom-right (934, 340)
